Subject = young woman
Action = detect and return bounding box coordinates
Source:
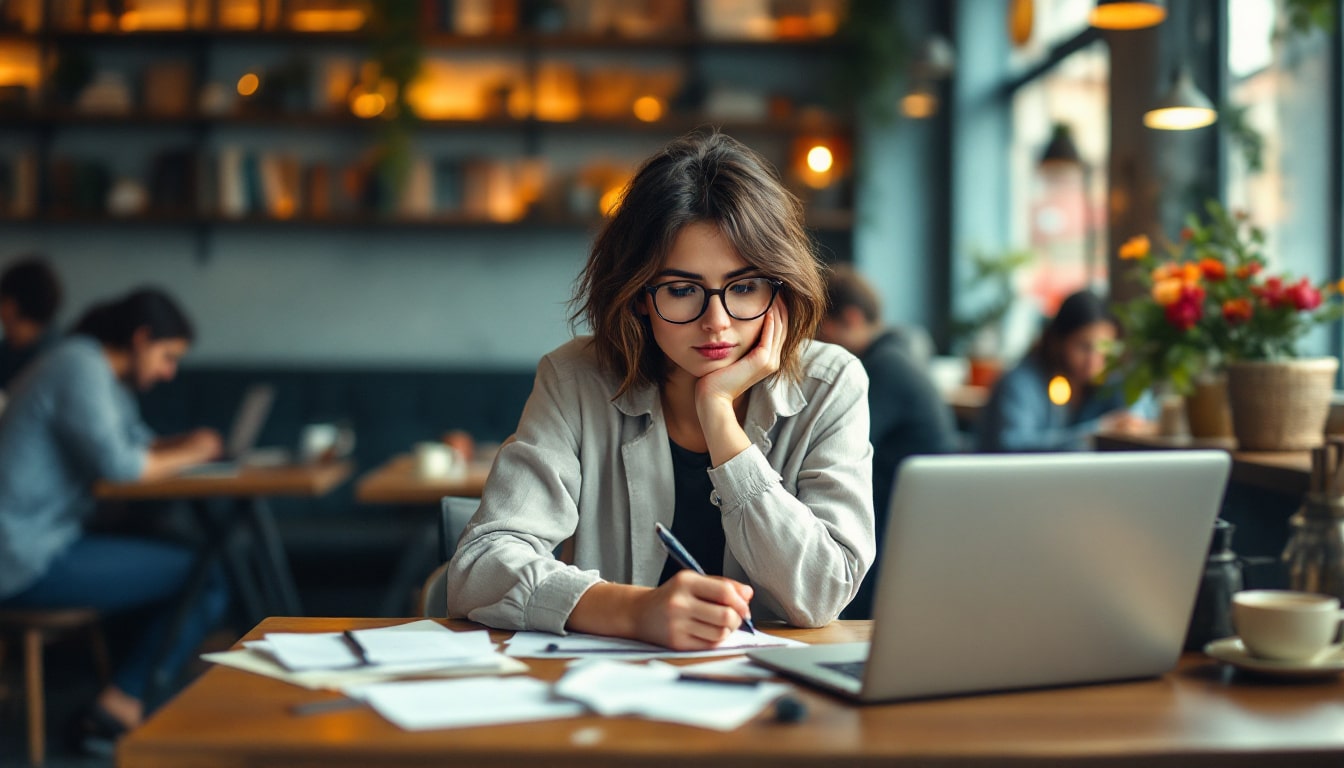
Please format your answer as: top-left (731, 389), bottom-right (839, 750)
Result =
top-left (976, 289), bottom-right (1153, 452)
top-left (447, 132), bottom-right (874, 649)
top-left (0, 287), bottom-right (228, 753)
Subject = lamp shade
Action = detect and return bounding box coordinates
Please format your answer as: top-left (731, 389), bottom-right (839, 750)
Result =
top-left (1143, 67), bottom-right (1217, 130)
top-left (1089, 0), bottom-right (1166, 30)
top-left (1038, 123), bottom-right (1082, 168)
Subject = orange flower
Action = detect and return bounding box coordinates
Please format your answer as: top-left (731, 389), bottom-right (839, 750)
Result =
top-left (1152, 277), bottom-right (1184, 306)
top-left (1118, 235), bottom-right (1150, 260)
top-left (1222, 297), bottom-right (1253, 325)
top-left (1234, 262), bottom-right (1262, 280)
top-left (1198, 257), bottom-right (1226, 281)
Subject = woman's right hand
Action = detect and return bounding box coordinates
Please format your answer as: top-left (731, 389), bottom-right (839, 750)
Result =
top-left (631, 571), bottom-right (755, 651)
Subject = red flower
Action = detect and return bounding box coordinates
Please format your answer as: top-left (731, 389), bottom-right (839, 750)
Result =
top-left (1253, 276), bottom-right (1287, 308)
top-left (1235, 262), bottom-right (1262, 280)
top-left (1286, 277), bottom-right (1322, 311)
top-left (1198, 257), bottom-right (1226, 281)
top-left (1222, 298), bottom-right (1253, 325)
top-left (1164, 284), bottom-right (1205, 331)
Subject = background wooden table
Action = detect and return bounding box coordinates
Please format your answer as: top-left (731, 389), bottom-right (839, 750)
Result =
top-left (119, 617), bottom-right (1344, 768)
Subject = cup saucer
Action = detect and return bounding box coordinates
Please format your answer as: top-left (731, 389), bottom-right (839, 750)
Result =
top-left (1204, 637), bottom-right (1344, 679)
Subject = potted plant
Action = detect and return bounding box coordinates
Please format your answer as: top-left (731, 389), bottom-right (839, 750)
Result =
top-left (1106, 200), bottom-right (1344, 449)
top-left (951, 248), bottom-right (1034, 388)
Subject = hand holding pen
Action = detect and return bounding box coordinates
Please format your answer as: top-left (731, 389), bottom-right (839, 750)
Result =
top-left (655, 522), bottom-right (757, 635)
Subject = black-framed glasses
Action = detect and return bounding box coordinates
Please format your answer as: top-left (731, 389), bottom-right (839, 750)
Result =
top-left (644, 277), bottom-right (784, 324)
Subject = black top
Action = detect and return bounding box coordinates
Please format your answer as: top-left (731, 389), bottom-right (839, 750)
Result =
top-left (658, 438), bottom-right (725, 584)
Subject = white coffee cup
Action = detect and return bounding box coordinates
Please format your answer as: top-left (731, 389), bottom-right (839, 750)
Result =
top-left (1231, 589), bottom-right (1344, 662)
top-left (415, 441), bottom-right (455, 479)
top-left (300, 423), bottom-right (339, 464)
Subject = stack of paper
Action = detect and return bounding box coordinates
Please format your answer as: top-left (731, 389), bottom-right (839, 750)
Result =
top-left (347, 677), bottom-right (585, 731)
top-left (203, 620), bottom-right (527, 689)
top-left (505, 628), bottom-right (807, 659)
top-left (553, 660), bottom-right (791, 730)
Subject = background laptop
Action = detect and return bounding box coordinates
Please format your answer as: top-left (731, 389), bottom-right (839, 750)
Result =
top-left (177, 384), bottom-right (275, 477)
top-left (749, 450), bottom-right (1231, 703)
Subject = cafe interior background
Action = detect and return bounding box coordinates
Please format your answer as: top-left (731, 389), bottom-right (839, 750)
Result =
top-left (0, 0), bottom-right (1340, 611)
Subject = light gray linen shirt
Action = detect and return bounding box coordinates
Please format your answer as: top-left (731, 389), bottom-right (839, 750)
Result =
top-left (446, 336), bottom-right (875, 632)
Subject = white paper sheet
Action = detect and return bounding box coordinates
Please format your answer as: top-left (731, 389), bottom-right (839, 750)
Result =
top-left (505, 629), bottom-right (805, 659)
top-left (677, 657), bottom-right (777, 679)
top-left (349, 677), bottom-right (585, 731)
top-left (553, 660), bottom-right (791, 731)
top-left (260, 619), bottom-right (497, 671)
top-left (202, 648), bottom-right (528, 690)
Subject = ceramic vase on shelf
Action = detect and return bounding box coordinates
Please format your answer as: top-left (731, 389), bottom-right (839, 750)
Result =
top-left (1225, 357), bottom-right (1339, 451)
top-left (1184, 370), bottom-right (1234, 440)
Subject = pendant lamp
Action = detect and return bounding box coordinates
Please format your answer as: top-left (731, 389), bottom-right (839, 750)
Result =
top-left (1089, 0), bottom-right (1166, 30)
top-left (1143, 66), bottom-right (1217, 130)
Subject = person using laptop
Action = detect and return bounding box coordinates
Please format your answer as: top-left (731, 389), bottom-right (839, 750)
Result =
top-left (976, 289), bottom-right (1153, 452)
top-left (0, 287), bottom-right (229, 754)
top-left (448, 131), bottom-right (875, 650)
top-left (815, 265), bottom-right (958, 619)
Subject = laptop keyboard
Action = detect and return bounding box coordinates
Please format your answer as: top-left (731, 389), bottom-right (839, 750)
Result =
top-left (820, 660), bottom-right (867, 681)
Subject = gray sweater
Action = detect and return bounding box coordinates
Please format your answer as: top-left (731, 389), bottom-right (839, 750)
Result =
top-left (447, 337), bottom-right (875, 632)
top-left (0, 337), bottom-right (151, 598)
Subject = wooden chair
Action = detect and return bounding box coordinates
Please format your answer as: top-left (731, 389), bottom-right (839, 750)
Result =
top-left (0, 608), bottom-right (110, 766)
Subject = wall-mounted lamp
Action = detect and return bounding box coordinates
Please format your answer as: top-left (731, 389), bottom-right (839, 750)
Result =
top-left (1038, 122), bottom-right (1082, 168)
top-left (1142, 66), bottom-right (1217, 130)
top-left (1088, 0), bottom-right (1166, 30)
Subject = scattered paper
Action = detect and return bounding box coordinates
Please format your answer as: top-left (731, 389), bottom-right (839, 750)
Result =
top-left (677, 657), bottom-right (777, 679)
top-left (505, 629), bottom-right (805, 659)
top-left (258, 620), bottom-right (495, 671)
top-left (203, 649), bottom-right (528, 690)
top-left (553, 660), bottom-right (791, 731)
top-left (348, 677), bottom-right (585, 731)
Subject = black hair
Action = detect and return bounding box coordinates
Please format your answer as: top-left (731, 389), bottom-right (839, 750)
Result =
top-left (71, 287), bottom-right (195, 349)
top-left (0, 256), bottom-right (62, 325)
top-left (1033, 289), bottom-right (1115, 374)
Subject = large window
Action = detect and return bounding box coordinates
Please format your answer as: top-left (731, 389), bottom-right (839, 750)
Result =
top-left (1224, 0), bottom-right (1337, 354)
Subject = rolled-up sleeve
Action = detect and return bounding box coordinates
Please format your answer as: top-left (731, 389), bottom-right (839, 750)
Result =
top-left (714, 358), bottom-right (875, 627)
top-left (445, 354), bottom-right (602, 633)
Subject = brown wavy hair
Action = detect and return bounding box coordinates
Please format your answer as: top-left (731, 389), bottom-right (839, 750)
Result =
top-left (571, 130), bottom-right (827, 397)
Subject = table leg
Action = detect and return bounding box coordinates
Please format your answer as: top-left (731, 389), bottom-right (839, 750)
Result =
top-left (244, 498), bottom-right (304, 616)
top-left (377, 516), bottom-right (440, 617)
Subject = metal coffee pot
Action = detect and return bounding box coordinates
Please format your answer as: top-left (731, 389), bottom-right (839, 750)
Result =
top-left (1282, 439), bottom-right (1344, 602)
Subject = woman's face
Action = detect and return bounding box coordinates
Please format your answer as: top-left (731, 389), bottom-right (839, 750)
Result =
top-left (129, 328), bottom-right (188, 392)
top-left (642, 221), bottom-right (773, 385)
top-left (1061, 320), bottom-right (1116, 383)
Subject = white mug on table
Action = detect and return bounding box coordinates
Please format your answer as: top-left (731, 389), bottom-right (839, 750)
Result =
top-left (1232, 589), bottom-right (1344, 661)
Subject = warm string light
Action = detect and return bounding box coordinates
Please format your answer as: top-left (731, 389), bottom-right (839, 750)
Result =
top-left (806, 146), bottom-right (834, 173)
top-left (1048, 375), bottom-right (1073, 406)
top-left (236, 73), bottom-right (260, 97)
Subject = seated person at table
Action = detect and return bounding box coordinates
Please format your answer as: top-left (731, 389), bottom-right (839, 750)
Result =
top-left (815, 265), bottom-right (957, 619)
top-left (976, 289), bottom-right (1152, 452)
top-left (0, 287), bottom-right (228, 754)
top-left (448, 131), bottom-right (874, 649)
top-left (0, 255), bottom-right (63, 391)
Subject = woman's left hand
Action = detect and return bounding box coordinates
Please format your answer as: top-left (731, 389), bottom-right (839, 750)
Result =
top-left (696, 302), bottom-right (788, 410)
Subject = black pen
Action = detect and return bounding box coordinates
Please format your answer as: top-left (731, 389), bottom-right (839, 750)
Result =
top-left (342, 630), bottom-right (371, 665)
top-left (654, 522), bottom-right (757, 634)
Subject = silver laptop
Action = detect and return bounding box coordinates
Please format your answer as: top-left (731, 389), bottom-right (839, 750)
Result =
top-left (178, 384), bottom-right (275, 477)
top-left (748, 450), bottom-right (1231, 703)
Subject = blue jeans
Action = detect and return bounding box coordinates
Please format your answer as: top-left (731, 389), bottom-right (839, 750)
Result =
top-left (0, 534), bottom-right (228, 701)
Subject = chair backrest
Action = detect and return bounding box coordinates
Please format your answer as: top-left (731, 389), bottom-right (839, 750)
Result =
top-left (439, 496), bottom-right (480, 563)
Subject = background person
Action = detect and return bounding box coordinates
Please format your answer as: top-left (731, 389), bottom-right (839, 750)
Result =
top-left (976, 289), bottom-right (1152, 452)
top-left (0, 255), bottom-right (63, 390)
top-left (0, 287), bottom-right (228, 755)
top-left (448, 131), bottom-right (874, 649)
top-left (816, 264), bottom-right (958, 619)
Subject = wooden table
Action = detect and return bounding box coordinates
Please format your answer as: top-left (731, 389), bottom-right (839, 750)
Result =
top-left (119, 617), bottom-right (1344, 768)
top-left (354, 454), bottom-right (491, 505)
top-left (1094, 432), bottom-right (1312, 496)
top-left (97, 462), bottom-right (353, 622)
top-left (355, 454), bottom-right (491, 615)
top-left (944, 383), bottom-right (989, 427)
